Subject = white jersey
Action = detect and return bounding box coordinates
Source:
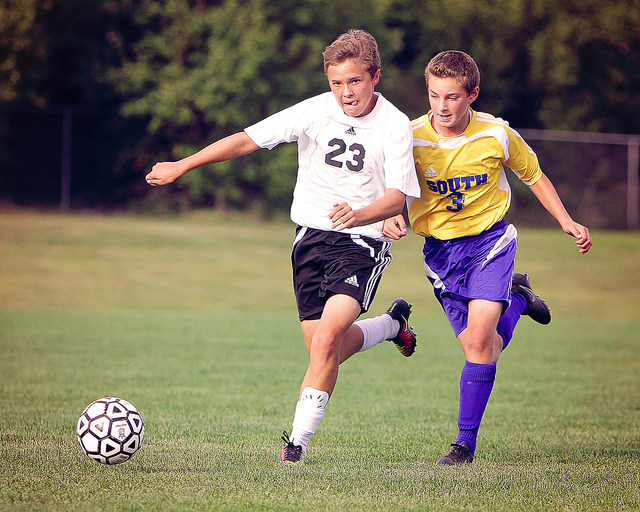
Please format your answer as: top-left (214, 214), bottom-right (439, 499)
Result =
top-left (245, 92), bottom-right (419, 239)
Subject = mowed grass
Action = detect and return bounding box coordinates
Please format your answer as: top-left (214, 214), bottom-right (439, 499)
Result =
top-left (1, 209), bottom-right (639, 511)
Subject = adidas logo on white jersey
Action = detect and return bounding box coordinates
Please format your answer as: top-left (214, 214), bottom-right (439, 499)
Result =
top-left (344, 275), bottom-right (359, 288)
top-left (345, 127), bottom-right (356, 136)
top-left (424, 166), bottom-right (439, 178)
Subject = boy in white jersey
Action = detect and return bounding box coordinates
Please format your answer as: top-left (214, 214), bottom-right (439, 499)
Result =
top-left (384, 50), bottom-right (592, 465)
top-left (145, 30), bottom-right (421, 465)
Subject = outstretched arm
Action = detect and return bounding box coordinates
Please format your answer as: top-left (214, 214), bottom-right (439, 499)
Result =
top-left (145, 132), bottom-right (261, 186)
top-left (529, 173), bottom-right (592, 254)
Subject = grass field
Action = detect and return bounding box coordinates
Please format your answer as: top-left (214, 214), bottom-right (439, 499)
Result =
top-left (1, 210), bottom-right (639, 511)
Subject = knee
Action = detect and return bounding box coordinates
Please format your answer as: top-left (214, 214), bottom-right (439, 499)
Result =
top-left (310, 331), bottom-right (341, 360)
top-left (459, 327), bottom-right (499, 361)
top-left (463, 340), bottom-right (490, 359)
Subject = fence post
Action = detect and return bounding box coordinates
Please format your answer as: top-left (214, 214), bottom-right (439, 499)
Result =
top-left (628, 140), bottom-right (639, 230)
top-left (60, 107), bottom-right (72, 211)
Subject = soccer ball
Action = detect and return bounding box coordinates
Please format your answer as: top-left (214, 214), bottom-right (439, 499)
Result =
top-left (76, 397), bottom-right (145, 464)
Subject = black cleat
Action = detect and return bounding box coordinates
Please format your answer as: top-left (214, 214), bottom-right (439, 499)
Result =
top-left (279, 431), bottom-right (303, 466)
top-left (436, 442), bottom-right (474, 466)
top-left (511, 272), bottom-right (551, 325)
top-left (385, 298), bottom-right (417, 357)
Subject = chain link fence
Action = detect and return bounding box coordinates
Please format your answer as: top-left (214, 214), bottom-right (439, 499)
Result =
top-left (1, 108), bottom-right (638, 230)
top-left (511, 129), bottom-right (639, 231)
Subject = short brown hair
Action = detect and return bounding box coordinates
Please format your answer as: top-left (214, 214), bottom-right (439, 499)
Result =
top-left (323, 29), bottom-right (381, 77)
top-left (425, 50), bottom-right (480, 94)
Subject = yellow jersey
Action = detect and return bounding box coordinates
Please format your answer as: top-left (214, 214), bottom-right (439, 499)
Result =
top-left (409, 109), bottom-right (543, 240)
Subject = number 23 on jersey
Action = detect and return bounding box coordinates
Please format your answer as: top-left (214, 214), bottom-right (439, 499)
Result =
top-left (324, 137), bottom-right (366, 172)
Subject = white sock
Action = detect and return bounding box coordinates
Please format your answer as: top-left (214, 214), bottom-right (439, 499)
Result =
top-left (355, 314), bottom-right (399, 352)
top-left (290, 387), bottom-right (329, 454)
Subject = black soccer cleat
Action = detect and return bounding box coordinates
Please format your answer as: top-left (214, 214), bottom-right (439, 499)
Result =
top-left (436, 442), bottom-right (474, 466)
top-left (279, 431), bottom-right (303, 466)
top-left (511, 272), bottom-right (551, 325)
top-left (385, 298), bottom-right (417, 357)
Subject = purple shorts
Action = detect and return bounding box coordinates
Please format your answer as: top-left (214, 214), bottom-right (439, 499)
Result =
top-left (422, 220), bottom-right (518, 336)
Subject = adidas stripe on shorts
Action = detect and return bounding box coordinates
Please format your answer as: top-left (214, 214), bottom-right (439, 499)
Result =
top-left (422, 219), bottom-right (518, 336)
top-left (292, 226), bottom-right (393, 321)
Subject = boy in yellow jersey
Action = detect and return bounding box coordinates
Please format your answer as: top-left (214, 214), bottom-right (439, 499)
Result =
top-left (384, 50), bottom-right (592, 465)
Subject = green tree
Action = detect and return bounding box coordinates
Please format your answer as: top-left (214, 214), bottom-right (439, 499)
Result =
top-left (525, 0), bottom-right (640, 132)
top-left (0, 0), bottom-right (128, 105)
top-left (2, 0), bottom-right (638, 211)
top-left (106, 0), bottom-right (283, 210)
top-left (0, 0), bottom-right (146, 206)
top-left (107, 0), bottom-right (408, 212)
top-left (387, 0), bottom-right (640, 132)
top-left (0, 0), bottom-right (38, 102)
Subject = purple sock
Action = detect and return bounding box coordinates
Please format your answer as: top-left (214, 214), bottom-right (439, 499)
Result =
top-left (497, 292), bottom-right (527, 350)
top-left (455, 361), bottom-right (497, 455)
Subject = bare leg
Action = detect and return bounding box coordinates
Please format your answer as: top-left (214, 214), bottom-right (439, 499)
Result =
top-left (457, 299), bottom-right (504, 363)
top-left (298, 294), bottom-right (361, 397)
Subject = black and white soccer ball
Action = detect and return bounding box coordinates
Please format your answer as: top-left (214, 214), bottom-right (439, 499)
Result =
top-left (76, 397), bottom-right (145, 464)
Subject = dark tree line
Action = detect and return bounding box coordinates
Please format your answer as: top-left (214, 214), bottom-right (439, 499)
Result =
top-left (1, 0), bottom-right (639, 213)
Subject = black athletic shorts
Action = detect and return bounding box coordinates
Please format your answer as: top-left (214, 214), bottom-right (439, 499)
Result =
top-left (291, 226), bottom-right (393, 321)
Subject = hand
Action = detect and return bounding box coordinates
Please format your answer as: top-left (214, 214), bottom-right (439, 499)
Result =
top-left (330, 202), bottom-right (358, 230)
top-left (563, 221), bottom-right (592, 254)
top-left (145, 161), bottom-right (184, 187)
top-left (382, 215), bottom-right (407, 240)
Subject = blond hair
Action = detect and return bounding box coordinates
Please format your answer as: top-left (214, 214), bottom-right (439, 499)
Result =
top-left (323, 29), bottom-right (381, 77)
top-left (425, 50), bottom-right (480, 94)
